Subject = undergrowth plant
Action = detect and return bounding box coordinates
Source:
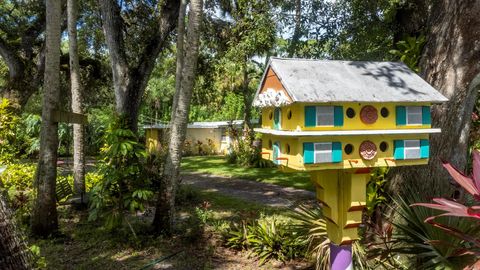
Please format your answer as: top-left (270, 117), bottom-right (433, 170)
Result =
top-left (290, 204), bottom-right (368, 270)
top-left (0, 98), bottom-right (19, 163)
top-left (226, 214), bottom-right (305, 265)
top-left (366, 188), bottom-right (478, 269)
top-left (88, 118), bottom-right (152, 231)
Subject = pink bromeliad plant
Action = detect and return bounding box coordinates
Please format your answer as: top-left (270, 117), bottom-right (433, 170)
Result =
top-left (412, 150), bottom-right (480, 249)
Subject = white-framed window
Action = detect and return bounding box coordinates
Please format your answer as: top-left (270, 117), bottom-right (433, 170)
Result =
top-left (316, 106), bottom-right (334, 126)
top-left (314, 142), bottom-right (332, 163)
top-left (404, 140), bottom-right (420, 159)
top-left (406, 106), bottom-right (422, 125)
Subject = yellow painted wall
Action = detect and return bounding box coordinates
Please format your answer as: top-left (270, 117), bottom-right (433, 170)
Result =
top-left (145, 127), bottom-right (226, 154)
top-left (260, 133), bottom-right (430, 171)
top-left (261, 102), bottom-right (431, 131)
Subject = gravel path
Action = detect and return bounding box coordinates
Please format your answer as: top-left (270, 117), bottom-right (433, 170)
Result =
top-left (181, 172), bottom-right (316, 208)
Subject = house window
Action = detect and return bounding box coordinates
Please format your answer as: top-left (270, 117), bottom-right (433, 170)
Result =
top-left (316, 106), bottom-right (334, 126)
top-left (404, 140), bottom-right (420, 159)
top-left (314, 142), bottom-right (332, 163)
top-left (406, 106), bottom-right (422, 125)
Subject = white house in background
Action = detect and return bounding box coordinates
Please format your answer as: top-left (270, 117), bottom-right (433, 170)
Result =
top-left (144, 120), bottom-right (258, 155)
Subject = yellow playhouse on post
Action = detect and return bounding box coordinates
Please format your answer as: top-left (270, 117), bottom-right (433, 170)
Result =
top-left (252, 58), bottom-right (448, 268)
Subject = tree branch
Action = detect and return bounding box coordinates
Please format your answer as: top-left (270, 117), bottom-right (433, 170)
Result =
top-left (0, 37), bottom-right (24, 80)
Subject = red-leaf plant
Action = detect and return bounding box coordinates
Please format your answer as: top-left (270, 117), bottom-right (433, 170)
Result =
top-left (412, 150), bottom-right (480, 252)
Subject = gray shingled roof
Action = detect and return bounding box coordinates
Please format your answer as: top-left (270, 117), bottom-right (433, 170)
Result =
top-left (254, 58), bottom-right (448, 104)
top-left (144, 119), bottom-right (259, 129)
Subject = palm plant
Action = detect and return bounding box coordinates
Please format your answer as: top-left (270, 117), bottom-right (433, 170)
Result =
top-left (290, 203), bottom-right (368, 270)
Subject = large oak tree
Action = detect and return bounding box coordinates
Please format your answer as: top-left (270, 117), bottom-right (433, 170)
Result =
top-left (98, 0), bottom-right (180, 131)
top-left (390, 0), bottom-right (480, 197)
top-left (0, 1), bottom-right (46, 108)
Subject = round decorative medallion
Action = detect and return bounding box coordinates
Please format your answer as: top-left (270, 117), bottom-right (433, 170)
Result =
top-left (359, 140), bottom-right (377, 160)
top-left (360, 105), bottom-right (378, 124)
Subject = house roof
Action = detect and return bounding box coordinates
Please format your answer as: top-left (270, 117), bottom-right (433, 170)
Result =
top-left (144, 119), bottom-right (258, 129)
top-left (254, 58), bottom-right (448, 104)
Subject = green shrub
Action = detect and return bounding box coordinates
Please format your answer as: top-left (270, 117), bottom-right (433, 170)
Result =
top-left (226, 214), bottom-right (305, 265)
top-left (0, 163), bottom-right (37, 223)
top-left (88, 118), bottom-right (152, 231)
top-left (0, 98), bottom-right (19, 163)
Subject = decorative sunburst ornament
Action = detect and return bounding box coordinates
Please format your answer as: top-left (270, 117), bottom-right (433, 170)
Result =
top-left (359, 140), bottom-right (377, 160)
top-left (360, 105), bottom-right (378, 124)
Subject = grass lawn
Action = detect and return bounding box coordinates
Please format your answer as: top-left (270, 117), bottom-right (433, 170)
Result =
top-left (181, 156), bottom-right (314, 191)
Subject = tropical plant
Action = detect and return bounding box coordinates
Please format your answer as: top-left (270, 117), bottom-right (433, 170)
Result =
top-left (366, 188), bottom-right (478, 270)
top-left (88, 118), bottom-right (152, 231)
top-left (366, 168), bottom-right (389, 216)
top-left (226, 214), bottom-right (305, 265)
top-left (389, 35), bottom-right (426, 73)
top-left (411, 150), bottom-right (480, 257)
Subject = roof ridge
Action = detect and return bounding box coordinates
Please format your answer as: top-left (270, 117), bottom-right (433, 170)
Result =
top-left (270, 57), bottom-right (402, 64)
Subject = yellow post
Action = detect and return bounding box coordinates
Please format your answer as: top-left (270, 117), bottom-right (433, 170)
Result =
top-left (310, 169), bottom-right (370, 245)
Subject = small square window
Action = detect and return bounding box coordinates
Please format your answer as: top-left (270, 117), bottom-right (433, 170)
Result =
top-left (316, 106), bottom-right (334, 126)
top-left (407, 106), bottom-right (422, 125)
top-left (404, 140), bottom-right (420, 159)
top-left (314, 142), bottom-right (332, 163)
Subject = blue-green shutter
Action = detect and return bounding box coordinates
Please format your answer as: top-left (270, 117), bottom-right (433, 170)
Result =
top-left (303, 142), bottom-right (314, 164)
top-left (394, 140), bottom-right (404, 160)
top-left (422, 106), bottom-right (431, 125)
top-left (332, 142), bottom-right (342, 163)
top-left (273, 142), bottom-right (280, 164)
top-left (396, 106), bottom-right (406, 126)
top-left (334, 106), bottom-right (344, 127)
top-left (274, 108), bottom-right (281, 130)
top-left (420, 139), bottom-right (429, 158)
top-left (305, 106), bottom-right (316, 127)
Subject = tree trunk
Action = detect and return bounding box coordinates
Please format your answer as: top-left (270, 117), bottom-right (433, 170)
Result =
top-left (389, 0), bottom-right (480, 197)
top-left (242, 59), bottom-right (253, 135)
top-left (153, 0), bottom-right (203, 233)
top-left (31, 0), bottom-right (61, 237)
top-left (68, 0), bottom-right (86, 203)
top-left (171, 0), bottom-right (187, 121)
top-left (98, 0), bottom-right (180, 132)
top-left (287, 0), bottom-right (302, 58)
top-left (0, 193), bottom-right (31, 270)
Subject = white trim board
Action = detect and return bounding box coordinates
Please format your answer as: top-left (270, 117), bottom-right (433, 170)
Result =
top-left (254, 128), bottom-right (441, 136)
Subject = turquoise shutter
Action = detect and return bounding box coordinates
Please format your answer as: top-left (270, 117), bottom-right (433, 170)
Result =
top-left (303, 142), bottom-right (314, 164)
top-left (332, 142), bottom-right (342, 162)
top-left (396, 106), bottom-right (406, 126)
top-left (394, 140), bottom-right (404, 160)
top-left (274, 108), bottom-right (281, 130)
top-left (420, 139), bottom-right (429, 158)
top-left (334, 106), bottom-right (344, 127)
top-left (305, 106), bottom-right (316, 127)
top-left (422, 106), bottom-right (431, 125)
top-left (273, 142), bottom-right (280, 164)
